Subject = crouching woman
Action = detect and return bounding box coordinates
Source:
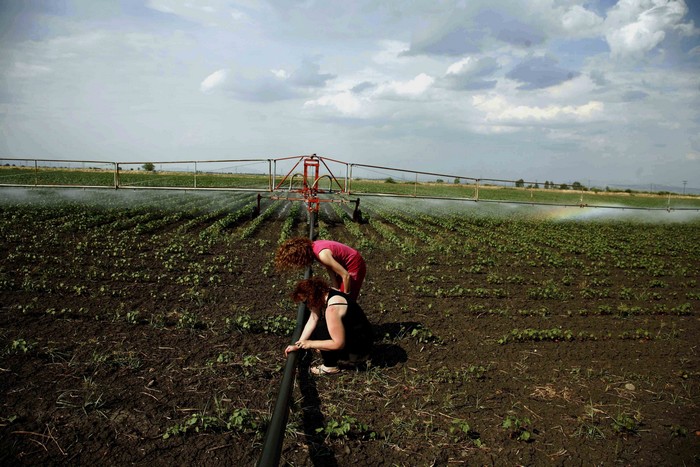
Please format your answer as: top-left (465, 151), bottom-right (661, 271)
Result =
top-left (284, 277), bottom-right (374, 375)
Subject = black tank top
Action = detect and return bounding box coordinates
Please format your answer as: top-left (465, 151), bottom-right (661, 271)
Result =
top-left (325, 289), bottom-right (374, 350)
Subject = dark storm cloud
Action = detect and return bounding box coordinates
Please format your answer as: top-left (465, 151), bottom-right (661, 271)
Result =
top-left (442, 56), bottom-right (500, 91)
top-left (404, 26), bottom-right (482, 57)
top-left (0, 1), bottom-right (66, 41)
top-left (229, 76), bottom-right (299, 102)
top-left (228, 57), bottom-right (334, 102)
top-left (476, 9), bottom-right (545, 49)
top-left (506, 56), bottom-right (580, 90)
top-left (446, 78), bottom-right (497, 90)
top-left (621, 90), bottom-right (649, 102)
top-left (288, 57), bottom-right (336, 88)
top-left (403, 8), bottom-right (545, 58)
top-left (351, 81), bottom-right (376, 94)
top-left (589, 70), bottom-right (609, 87)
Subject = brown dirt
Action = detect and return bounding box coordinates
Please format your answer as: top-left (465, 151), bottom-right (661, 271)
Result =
top-left (1, 194), bottom-right (699, 466)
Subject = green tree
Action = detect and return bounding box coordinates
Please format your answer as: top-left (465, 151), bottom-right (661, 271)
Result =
top-left (515, 178), bottom-right (525, 188)
top-left (142, 162), bottom-right (155, 172)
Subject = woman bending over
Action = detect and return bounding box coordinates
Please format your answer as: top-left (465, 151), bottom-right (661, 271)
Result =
top-left (284, 277), bottom-right (374, 375)
top-left (276, 237), bottom-right (366, 301)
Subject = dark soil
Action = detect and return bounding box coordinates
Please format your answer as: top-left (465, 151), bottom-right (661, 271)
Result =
top-left (1, 192), bottom-right (699, 466)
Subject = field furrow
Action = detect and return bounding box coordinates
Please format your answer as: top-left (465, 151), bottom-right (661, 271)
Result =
top-left (1, 188), bottom-right (698, 466)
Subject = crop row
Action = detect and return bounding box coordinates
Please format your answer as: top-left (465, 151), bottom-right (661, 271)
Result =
top-left (1, 187), bottom-right (698, 466)
top-left (1, 189), bottom-right (698, 328)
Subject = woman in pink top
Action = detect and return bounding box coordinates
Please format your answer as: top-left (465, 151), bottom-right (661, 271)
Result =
top-left (275, 237), bottom-right (366, 300)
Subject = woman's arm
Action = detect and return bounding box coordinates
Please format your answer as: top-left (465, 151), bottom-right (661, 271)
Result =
top-left (297, 302), bottom-right (346, 351)
top-left (285, 310), bottom-right (319, 356)
top-left (317, 249), bottom-right (351, 295)
top-left (298, 310), bottom-right (319, 341)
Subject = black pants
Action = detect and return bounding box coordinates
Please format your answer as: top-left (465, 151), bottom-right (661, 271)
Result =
top-left (312, 318), bottom-right (373, 367)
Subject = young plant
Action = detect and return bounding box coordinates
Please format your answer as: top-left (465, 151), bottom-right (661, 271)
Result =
top-left (315, 415), bottom-right (373, 440)
top-left (610, 412), bottom-right (641, 435)
top-left (502, 414), bottom-right (533, 442)
top-left (9, 338), bottom-right (34, 354)
top-left (163, 407), bottom-right (258, 439)
top-left (449, 418), bottom-right (482, 447)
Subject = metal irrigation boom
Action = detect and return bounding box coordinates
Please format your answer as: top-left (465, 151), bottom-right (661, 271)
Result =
top-left (0, 155), bottom-right (696, 212)
top-left (270, 154), bottom-right (361, 218)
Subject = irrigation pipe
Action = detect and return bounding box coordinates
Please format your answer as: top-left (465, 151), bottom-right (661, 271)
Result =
top-left (257, 210), bottom-right (315, 467)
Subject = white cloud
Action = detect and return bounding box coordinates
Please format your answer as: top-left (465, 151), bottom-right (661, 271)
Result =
top-left (303, 92), bottom-right (363, 116)
top-left (472, 95), bottom-right (604, 122)
top-left (1, 0), bottom-right (699, 187)
top-left (303, 72), bottom-right (435, 117)
top-left (271, 69), bottom-right (289, 79)
top-left (230, 9), bottom-right (248, 21)
top-left (605, 0), bottom-right (689, 59)
top-left (11, 62), bottom-right (52, 78)
top-left (607, 19), bottom-right (666, 59)
top-left (446, 57), bottom-right (477, 76)
top-left (375, 73), bottom-right (435, 98)
top-left (561, 5), bottom-right (604, 37)
top-left (372, 40), bottom-right (410, 65)
top-left (674, 20), bottom-right (700, 36)
top-left (200, 69), bottom-right (228, 93)
top-left (146, 0), bottom-right (255, 27)
top-left (443, 56), bottom-right (499, 90)
top-left (546, 74), bottom-right (599, 100)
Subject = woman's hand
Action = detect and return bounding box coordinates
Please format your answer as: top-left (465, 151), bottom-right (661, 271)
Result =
top-left (284, 340), bottom-right (312, 356)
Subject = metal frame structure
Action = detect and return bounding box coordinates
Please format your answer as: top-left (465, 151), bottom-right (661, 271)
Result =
top-left (1, 155), bottom-right (697, 212)
top-left (270, 154), bottom-right (355, 214)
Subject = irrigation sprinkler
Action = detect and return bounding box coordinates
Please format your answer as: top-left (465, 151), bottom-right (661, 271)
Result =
top-left (269, 154), bottom-right (361, 220)
top-left (1, 156), bottom-right (698, 212)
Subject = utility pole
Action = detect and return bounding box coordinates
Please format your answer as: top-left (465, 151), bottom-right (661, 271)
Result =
top-left (683, 180), bottom-right (687, 195)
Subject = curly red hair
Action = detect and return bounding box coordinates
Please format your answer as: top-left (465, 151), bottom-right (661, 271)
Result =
top-left (291, 277), bottom-right (330, 310)
top-left (275, 237), bottom-right (315, 270)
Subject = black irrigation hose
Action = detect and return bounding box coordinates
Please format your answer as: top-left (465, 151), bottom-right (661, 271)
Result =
top-left (257, 210), bottom-right (316, 467)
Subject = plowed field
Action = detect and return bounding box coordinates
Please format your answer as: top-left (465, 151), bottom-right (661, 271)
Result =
top-left (1, 189), bottom-right (699, 466)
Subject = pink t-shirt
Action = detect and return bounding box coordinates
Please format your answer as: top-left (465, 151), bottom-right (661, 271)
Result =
top-left (312, 240), bottom-right (365, 277)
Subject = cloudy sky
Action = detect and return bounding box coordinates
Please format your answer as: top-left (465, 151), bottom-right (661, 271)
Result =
top-left (1, 0), bottom-right (699, 188)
